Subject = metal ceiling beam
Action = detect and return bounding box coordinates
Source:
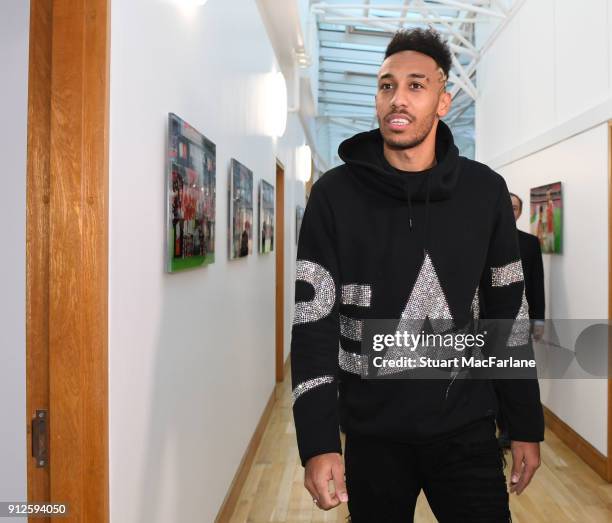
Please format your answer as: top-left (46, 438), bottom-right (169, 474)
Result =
top-left (412, 0), bottom-right (477, 53)
top-left (317, 115), bottom-right (372, 122)
top-left (317, 6), bottom-right (472, 37)
top-left (398, 0), bottom-right (411, 29)
top-left (319, 75), bottom-right (378, 88)
top-left (320, 56), bottom-right (381, 66)
top-left (318, 27), bottom-right (478, 59)
top-left (450, 54), bottom-right (477, 98)
top-left (320, 16), bottom-right (476, 28)
top-left (342, 20), bottom-right (470, 38)
top-left (319, 69), bottom-right (376, 82)
top-left (318, 27), bottom-right (389, 47)
top-left (319, 87), bottom-right (375, 97)
top-left (319, 110), bottom-right (376, 118)
top-left (319, 97), bottom-right (376, 108)
top-left (319, 45), bottom-right (385, 59)
top-left (319, 67), bottom-right (377, 77)
top-left (320, 83), bottom-right (376, 94)
top-left (446, 102), bottom-right (474, 125)
top-left (312, 2), bottom-right (505, 19)
top-left (325, 118), bottom-right (372, 132)
top-left (363, 0), bottom-right (370, 17)
top-left (319, 94), bottom-right (374, 107)
top-left (429, 0), bottom-right (503, 17)
top-left (317, 115), bottom-right (374, 121)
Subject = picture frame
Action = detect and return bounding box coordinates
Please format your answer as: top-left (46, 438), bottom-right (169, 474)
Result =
top-left (229, 159), bottom-right (254, 259)
top-left (258, 180), bottom-right (275, 254)
top-left (166, 113), bottom-right (216, 273)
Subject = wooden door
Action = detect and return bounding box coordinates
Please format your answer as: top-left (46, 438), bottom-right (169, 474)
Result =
top-left (26, 1), bottom-right (110, 520)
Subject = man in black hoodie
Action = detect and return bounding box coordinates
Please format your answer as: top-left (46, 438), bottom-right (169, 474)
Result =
top-left (291, 28), bottom-right (544, 522)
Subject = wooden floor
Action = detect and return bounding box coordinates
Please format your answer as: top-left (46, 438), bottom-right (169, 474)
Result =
top-left (229, 371), bottom-right (612, 522)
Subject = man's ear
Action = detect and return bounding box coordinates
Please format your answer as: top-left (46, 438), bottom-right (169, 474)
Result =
top-left (437, 91), bottom-right (452, 118)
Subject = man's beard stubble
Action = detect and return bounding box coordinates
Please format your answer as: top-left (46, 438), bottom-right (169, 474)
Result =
top-left (379, 111), bottom-right (437, 150)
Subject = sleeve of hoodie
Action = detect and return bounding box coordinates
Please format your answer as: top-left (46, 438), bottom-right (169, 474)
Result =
top-left (481, 175), bottom-right (545, 442)
top-left (290, 179), bottom-right (342, 467)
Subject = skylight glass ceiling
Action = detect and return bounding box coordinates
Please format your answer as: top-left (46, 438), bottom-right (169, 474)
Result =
top-left (311, 0), bottom-right (520, 167)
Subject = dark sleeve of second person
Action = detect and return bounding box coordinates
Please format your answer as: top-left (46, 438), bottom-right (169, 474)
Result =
top-left (480, 174), bottom-right (545, 443)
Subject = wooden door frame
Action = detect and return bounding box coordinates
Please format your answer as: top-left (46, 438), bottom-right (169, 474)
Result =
top-left (26, 0), bottom-right (52, 508)
top-left (26, 0), bottom-right (110, 520)
top-left (275, 159), bottom-right (285, 382)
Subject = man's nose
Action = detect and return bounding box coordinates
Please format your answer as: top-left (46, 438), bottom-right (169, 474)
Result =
top-left (390, 87), bottom-right (409, 110)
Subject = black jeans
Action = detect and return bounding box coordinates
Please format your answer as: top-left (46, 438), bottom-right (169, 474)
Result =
top-left (345, 417), bottom-right (511, 522)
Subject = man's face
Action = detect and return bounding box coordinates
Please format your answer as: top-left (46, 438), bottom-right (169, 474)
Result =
top-left (375, 50), bottom-right (451, 150)
top-left (511, 195), bottom-right (522, 221)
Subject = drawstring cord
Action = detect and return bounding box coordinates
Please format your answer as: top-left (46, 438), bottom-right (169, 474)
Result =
top-left (407, 198), bottom-right (414, 231)
top-left (403, 172), bottom-right (431, 237)
top-left (404, 184), bottom-right (414, 231)
top-left (423, 171), bottom-right (431, 257)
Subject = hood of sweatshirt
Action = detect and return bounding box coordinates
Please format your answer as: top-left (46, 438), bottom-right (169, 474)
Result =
top-left (337, 119), bottom-right (462, 202)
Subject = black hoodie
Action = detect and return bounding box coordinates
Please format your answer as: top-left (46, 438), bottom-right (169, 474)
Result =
top-left (290, 120), bottom-right (544, 466)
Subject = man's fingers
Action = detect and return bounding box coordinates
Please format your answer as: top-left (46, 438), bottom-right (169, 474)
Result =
top-left (513, 464), bottom-right (537, 495)
top-left (304, 474), bottom-right (329, 509)
top-left (509, 447), bottom-right (524, 490)
top-left (304, 480), bottom-right (319, 505)
top-left (305, 477), bottom-right (331, 510)
top-left (331, 461), bottom-right (349, 503)
top-left (303, 453), bottom-right (345, 510)
top-left (509, 442), bottom-right (541, 495)
top-left (314, 477), bottom-right (338, 510)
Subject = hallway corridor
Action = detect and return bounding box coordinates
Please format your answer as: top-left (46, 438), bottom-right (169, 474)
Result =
top-left (4, 2), bottom-right (612, 520)
top-left (229, 363), bottom-right (612, 523)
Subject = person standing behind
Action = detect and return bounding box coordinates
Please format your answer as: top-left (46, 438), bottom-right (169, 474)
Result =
top-left (509, 193), bottom-right (545, 334)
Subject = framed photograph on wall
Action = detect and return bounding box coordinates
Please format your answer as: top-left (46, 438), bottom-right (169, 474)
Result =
top-left (229, 159), bottom-right (253, 259)
top-left (258, 180), bottom-right (275, 254)
top-left (530, 181), bottom-right (563, 254)
top-left (296, 205), bottom-right (304, 246)
top-left (166, 113), bottom-right (216, 273)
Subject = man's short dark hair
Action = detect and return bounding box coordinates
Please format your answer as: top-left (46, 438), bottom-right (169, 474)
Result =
top-left (384, 28), bottom-right (452, 81)
top-left (509, 192), bottom-right (523, 211)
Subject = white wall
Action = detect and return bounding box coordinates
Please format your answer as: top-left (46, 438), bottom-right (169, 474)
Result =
top-left (476, 0), bottom-right (609, 455)
top-left (476, 0), bottom-right (612, 167)
top-left (497, 124), bottom-right (609, 455)
top-left (108, 0), bottom-right (306, 521)
top-left (0, 0), bottom-right (29, 506)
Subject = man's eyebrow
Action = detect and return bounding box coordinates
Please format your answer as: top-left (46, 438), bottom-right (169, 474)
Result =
top-left (409, 73), bottom-right (428, 80)
top-left (378, 72), bottom-right (430, 82)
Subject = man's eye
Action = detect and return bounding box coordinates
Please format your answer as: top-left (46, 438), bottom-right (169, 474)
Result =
top-left (410, 83), bottom-right (424, 90)
top-left (380, 83), bottom-right (393, 90)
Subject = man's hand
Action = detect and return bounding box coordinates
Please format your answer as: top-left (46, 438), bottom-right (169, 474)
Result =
top-left (509, 441), bottom-right (541, 495)
top-left (304, 452), bottom-right (348, 510)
